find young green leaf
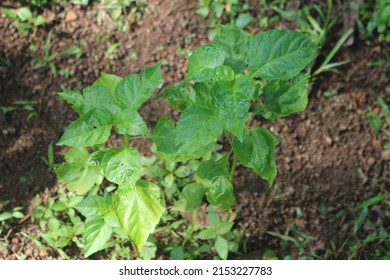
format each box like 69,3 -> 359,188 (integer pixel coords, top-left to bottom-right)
158,82 -> 191,111
152,116 -> 180,160
246,30 -> 317,80
56,148 -> 103,195
75,196 -> 112,218
211,75 -> 255,141
82,85 -> 121,115
92,72 -> 122,97
113,180 -> 165,250
175,106 -> 224,158
206,176 -> 235,210
196,228 -> 218,240
215,236 -> 229,260
57,108 -> 113,147
214,25 -> 248,73
58,90 -> 84,115
115,110 -> 150,135
114,64 -> 161,111
101,148 -> 142,186
233,127 -> 278,185
217,221 -> 234,235
262,73 -> 310,119
196,156 -> 230,185
172,183 -> 205,212
83,217 -> 113,257
187,44 -> 225,81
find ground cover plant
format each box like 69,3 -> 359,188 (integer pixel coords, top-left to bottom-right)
55,25 -> 317,256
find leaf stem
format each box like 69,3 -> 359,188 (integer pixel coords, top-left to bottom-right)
123,134 -> 129,147
230,154 -> 237,181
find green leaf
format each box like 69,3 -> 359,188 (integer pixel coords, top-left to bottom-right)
34,15 -> 46,26
246,30 -> 317,80
175,106 -> 223,158
367,110 -> 382,135
158,82 -> 190,111
189,65 -> 235,83
215,25 -> 248,72
115,110 -> 150,135
17,7 -> 32,21
56,148 -> 103,195
172,183 -> 205,212
58,90 -> 84,115
233,127 -> 278,185
196,228 -> 218,240
57,108 -> 113,147
83,217 -> 113,257
75,196 -> 112,218
263,73 -> 310,119
114,64 -> 161,111
92,72 -> 122,97
207,206 -> 221,226
152,116 -> 180,160
101,148 -> 142,186
196,156 -> 230,185
215,237 -> 229,259
206,176 -> 235,210
82,86 -> 121,115
217,221 -> 234,234
113,180 -> 165,250
235,13 -> 254,28
187,44 -> 225,81
211,75 -> 255,141
0,212 -> 13,222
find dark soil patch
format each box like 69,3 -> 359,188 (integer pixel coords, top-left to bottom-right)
1,0 -> 389,260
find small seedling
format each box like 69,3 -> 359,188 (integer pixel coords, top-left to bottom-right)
55,25 -> 317,257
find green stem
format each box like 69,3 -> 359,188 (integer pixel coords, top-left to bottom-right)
123,134 -> 129,147
230,154 -> 237,181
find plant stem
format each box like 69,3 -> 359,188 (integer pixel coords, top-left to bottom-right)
230,154 -> 237,181
123,134 -> 129,147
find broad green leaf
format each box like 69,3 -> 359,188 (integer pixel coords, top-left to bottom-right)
114,64 -> 161,110
189,65 -> 235,83
152,116 -> 179,160
58,90 -> 84,115
57,108 -> 113,147
235,13 -> 254,28
263,73 -> 310,119
211,75 -> 255,141
158,82 -> 190,111
187,44 -> 225,81
64,146 -> 90,167
176,106 -> 223,158
246,30 -> 317,80
101,148 -> 142,186
196,228 -> 218,240
82,85 -> 121,115
75,196 -> 112,217
215,25 -> 248,72
217,221 -> 234,234
206,176 -> 235,210
215,237 -> 229,259
17,7 -> 32,21
233,127 -> 278,185
196,156 -> 229,185
56,148 -> 103,195
172,183 -> 205,212
115,110 -> 150,135
113,180 -> 165,250
83,217 -> 113,257
92,72 -> 122,97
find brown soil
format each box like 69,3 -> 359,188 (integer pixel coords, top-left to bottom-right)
0,0 -> 389,260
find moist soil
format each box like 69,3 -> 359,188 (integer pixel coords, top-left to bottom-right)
0,0 -> 389,259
